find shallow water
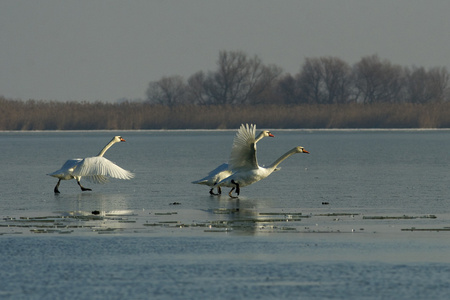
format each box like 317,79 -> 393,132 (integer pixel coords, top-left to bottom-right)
1,130 -> 450,299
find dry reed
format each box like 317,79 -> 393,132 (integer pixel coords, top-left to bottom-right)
1,97 -> 450,130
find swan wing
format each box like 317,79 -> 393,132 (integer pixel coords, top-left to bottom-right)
48,159 -> 83,178
192,163 -> 230,185
84,175 -> 110,184
72,157 -> 134,180
207,162 -> 229,176
229,124 -> 258,171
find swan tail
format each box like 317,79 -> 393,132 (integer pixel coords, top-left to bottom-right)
48,159 -> 83,178
193,163 -> 230,186
192,179 -> 209,185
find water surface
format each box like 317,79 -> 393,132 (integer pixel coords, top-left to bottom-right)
1,130 -> 450,299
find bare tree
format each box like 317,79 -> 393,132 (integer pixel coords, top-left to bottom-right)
203,50 -> 282,105
275,73 -> 299,104
404,66 -> 450,103
244,61 -> 283,104
425,67 -> 450,102
296,57 -> 353,104
353,55 -> 405,103
186,71 -> 208,104
202,51 -> 246,105
320,57 -> 353,104
146,75 -> 187,106
405,67 -> 431,104
296,58 -> 325,104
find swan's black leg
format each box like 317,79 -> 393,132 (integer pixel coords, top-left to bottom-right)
54,179 -> 61,194
77,180 -> 92,192
229,181 -> 240,198
209,186 -> 223,196
231,180 -> 240,196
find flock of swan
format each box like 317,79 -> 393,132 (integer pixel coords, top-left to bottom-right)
48,124 -> 309,197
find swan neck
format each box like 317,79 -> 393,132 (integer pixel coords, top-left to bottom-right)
268,148 -> 297,169
97,139 -> 116,157
254,132 -> 265,143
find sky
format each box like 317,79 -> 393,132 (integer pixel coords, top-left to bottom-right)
1,0 -> 450,103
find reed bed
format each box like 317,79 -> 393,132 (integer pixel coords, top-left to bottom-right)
1,97 -> 450,130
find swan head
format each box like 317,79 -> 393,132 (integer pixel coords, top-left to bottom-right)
295,146 -> 309,154
113,136 -> 126,143
262,130 -> 275,138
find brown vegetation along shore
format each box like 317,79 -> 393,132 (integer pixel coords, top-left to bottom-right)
1,97 -> 450,130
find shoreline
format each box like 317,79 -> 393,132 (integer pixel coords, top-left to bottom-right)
2,128 -> 450,133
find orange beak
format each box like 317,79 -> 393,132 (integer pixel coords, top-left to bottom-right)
303,149 -> 310,154
120,138 -> 126,142
269,133 -> 275,137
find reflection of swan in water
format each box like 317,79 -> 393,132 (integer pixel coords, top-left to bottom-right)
48,136 -> 134,193
56,193 -> 136,231
62,210 -> 136,217
206,198 -> 303,236
55,192 -> 132,214
217,146 -> 309,197
192,124 -> 274,195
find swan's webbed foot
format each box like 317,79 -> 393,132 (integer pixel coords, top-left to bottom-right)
77,180 -> 92,192
209,188 -> 219,196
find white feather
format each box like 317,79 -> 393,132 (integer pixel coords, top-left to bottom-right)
229,124 -> 258,171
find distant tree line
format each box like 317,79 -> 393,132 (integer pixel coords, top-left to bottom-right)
2,50 -> 450,130
146,50 -> 450,106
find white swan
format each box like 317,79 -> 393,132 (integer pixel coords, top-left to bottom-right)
48,136 -> 134,193
192,124 -> 274,195
216,146 -> 309,197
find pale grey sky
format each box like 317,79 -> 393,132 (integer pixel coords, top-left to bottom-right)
1,0 -> 450,102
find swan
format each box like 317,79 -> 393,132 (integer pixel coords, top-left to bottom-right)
216,146 -> 309,197
48,136 -> 134,193
192,124 -> 274,195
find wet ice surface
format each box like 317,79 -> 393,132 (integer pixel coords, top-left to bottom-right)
0,206 -> 449,237
2,130 -> 450,299
2,206 -> 450,299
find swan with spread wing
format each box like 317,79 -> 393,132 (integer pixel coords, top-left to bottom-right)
192,124 -> 274,195
48,136 -> 134,193
216,136 -> 309,197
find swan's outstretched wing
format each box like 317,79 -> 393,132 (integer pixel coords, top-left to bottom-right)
72,156 -> 134,182
229,124 -> 258,171
84,174 -> 110,184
